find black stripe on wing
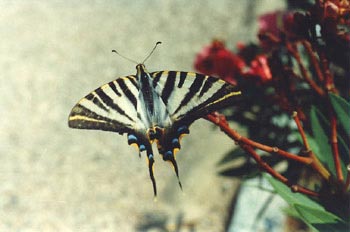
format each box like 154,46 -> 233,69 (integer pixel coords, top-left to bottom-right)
127,75 -> 139,90
108,82 -> 122,97
95,88 -> 135,122
161,71 -> 176,105
179,83 -> 240,123
85,92 -> 109,112
178,71 -> 187,88
173,73 -> 205,115
68,104 -> 133,134
116,78 -> 138,109
150,70 -> 240,124
199,76 -> 218,97
152,71 -> 162,88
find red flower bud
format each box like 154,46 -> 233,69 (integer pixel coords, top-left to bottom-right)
244,55 -> 272,83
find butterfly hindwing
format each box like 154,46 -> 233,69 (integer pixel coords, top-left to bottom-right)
68,75 -> 141,134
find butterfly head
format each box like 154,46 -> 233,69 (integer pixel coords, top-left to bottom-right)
136,63 -> 146,70
136,63 -> 148,76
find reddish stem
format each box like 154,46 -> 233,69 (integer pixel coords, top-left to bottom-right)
330,112 -> 343,181
205,113 -> 312,164
317,48 -> 344,181
320,52 -> 337,93
292,111 -> 331,181
293,111 -> 310,150
241,144 -> 289,184
286,43 -> 325,96
290,185 -> 319,197
301,40 -> 324,82
206,113 -> 320,197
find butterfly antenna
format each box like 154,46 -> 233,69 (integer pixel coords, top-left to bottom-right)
142,41 -> 162,64
111,49 -> 138,64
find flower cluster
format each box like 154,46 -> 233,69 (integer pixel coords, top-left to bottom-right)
194,40 -> 273,84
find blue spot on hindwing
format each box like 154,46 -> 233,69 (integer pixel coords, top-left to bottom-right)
164,150 -> 173,160
139,144 -> 146,151
177,125 -> 189,135
127,134 -> 138,144
172,138 -> 180,148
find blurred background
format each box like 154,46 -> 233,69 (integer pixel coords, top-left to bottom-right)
0,1 -> 284,231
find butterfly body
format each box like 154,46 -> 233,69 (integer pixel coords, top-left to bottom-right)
69,63 -> 240,196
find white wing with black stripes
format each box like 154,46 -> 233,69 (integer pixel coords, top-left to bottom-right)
68,76 -> 142,134
150,70 -> 239,124
68,63 -> 240,197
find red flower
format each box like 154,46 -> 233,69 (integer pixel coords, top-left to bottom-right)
244,55 -> 272,83
258,10 -> 310,43
194,40 -> 245,85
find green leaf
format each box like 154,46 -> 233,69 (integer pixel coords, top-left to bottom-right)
266,175 -> 349,231
329,93 -> 350,137
310,105 -> 348,178
266,174 -> 323,210
337,132 -> 350,177
310,106 -> 336,175
294,204 -> 347,232
329,93 -> 350,177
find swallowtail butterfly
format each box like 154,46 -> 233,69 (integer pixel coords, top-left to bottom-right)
68,42 -> 241,196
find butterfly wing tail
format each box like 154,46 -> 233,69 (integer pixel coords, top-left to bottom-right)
147,151 -> 157,197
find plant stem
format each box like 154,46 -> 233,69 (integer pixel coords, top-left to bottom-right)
292,111 -> 331,181
286,42 -> 325,96
330,110 -> 343,181
205,113 -> 312,164
205,113 -> 320,197
292,111 -> 310,150
290,185 -> 319,197
301,40 -> 324,82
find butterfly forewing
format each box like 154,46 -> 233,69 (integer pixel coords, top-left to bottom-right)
151,71 -> 238,123
68,75 -> 141,134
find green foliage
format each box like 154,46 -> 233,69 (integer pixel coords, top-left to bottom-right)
267,175 -> 349,232
310,104 -> 349,179
310,106 -> 336,175
329,93 -> 350,137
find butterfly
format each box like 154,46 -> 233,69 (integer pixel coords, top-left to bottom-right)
68,43 -> 241,196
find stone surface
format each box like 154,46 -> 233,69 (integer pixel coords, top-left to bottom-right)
0,1 -> 284,231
